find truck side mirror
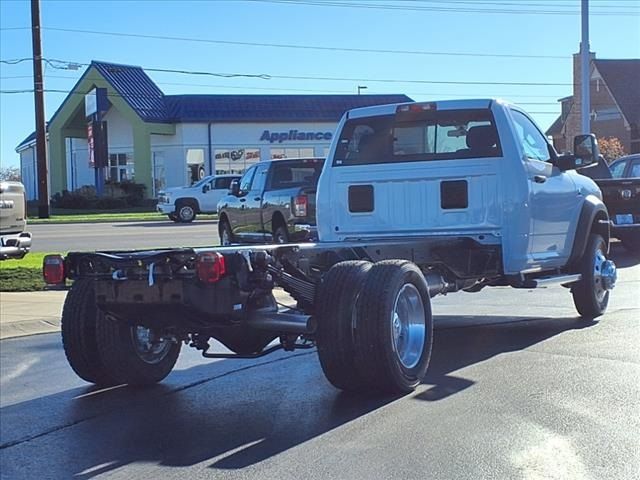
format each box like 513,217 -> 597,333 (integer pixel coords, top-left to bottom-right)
573,134 -> 599,166
229,179 -> 240,196
202,184 -> 210,193
556,134 -> 599,172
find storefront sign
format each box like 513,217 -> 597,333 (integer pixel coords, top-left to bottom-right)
85,88 -> 108,118
260,130 -> 332,143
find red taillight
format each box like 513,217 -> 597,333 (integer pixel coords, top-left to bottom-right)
43,254 -> 65,284
196,252 -> 226,283
293,195 -> 308,217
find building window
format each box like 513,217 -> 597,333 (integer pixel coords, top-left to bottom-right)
215,148 -> 260,174
108,153 -> 134,182
270,147 -> 315,159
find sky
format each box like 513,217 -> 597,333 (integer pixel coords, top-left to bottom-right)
1,0 -> 639,169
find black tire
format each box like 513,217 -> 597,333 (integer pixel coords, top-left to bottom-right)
354,260 -> 434,394
168,213 -> 179,222
316,261 -> 373,391
273,224 -> 289,244
61,280 -> 116,386
219,218 -> 234,246
176,201 -> 197,223
571,233 -> 611,318
95,316 -> 181,386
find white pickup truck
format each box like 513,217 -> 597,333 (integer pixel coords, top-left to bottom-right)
45,99 -> 617,394
0,181 -> 32,260
156,174 -> 241,222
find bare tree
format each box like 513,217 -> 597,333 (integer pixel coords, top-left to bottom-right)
0,166 -> 21,182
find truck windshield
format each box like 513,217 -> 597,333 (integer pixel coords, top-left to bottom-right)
334,108 -> 501,166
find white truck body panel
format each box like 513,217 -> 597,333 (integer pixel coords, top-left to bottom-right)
317,99 -> 600,275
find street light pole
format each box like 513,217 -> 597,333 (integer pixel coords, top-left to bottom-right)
580,0 -> 591,135
357,85 -> 367,95
30,0 -> 49,218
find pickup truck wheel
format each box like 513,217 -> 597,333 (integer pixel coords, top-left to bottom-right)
168,213 -> 179,222
354,260 -> 433,394
571,233 -> 616,319
273,225 -> 289,244
61,280 -> 116,386
95,318 -> 181,386
176,202 -> 197,223
219,219 -> 234,246
316,261 -> 372,391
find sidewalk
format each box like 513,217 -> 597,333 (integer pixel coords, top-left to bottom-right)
0,290 -> 67,340
0,289 -> 295,340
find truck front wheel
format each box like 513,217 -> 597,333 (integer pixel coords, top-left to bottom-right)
96,317 -> 181,386
176,201 -> 197,223
316,261 -> 372,391
354,260 -> 434,394
571,233 -> 616,318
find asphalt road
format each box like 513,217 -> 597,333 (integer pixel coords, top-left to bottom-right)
1,245 -> 638,479
28,219 -> 221,253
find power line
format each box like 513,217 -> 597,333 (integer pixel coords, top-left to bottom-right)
41,26 -> 569,60
245,0 -> 640,16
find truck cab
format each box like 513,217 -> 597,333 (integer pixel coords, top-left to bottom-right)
317,99 -> 604,275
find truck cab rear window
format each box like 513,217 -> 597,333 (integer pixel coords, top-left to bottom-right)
334,109 -> 501,166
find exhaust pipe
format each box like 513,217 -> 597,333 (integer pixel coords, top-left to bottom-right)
246,309 -> 316,335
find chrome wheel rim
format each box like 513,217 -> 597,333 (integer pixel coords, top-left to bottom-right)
179,206 -> 194,221
131,326 -> 172,364
275,230 -> 287,244
221,226 -> 231,245
593,248 -> 608,302
391,284 -> 426,369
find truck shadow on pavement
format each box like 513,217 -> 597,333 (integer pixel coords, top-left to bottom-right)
0,314 -> 598,478
608,241 -> 640,268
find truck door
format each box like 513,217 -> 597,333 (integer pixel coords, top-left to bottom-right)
199,178 -> 217,212
242,163 -> 269,242
509,109 -> 581,267
227,166 -> 257,242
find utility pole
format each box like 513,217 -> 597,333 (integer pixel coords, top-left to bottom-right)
580,0 -> 591,135
31,0 -> 49,218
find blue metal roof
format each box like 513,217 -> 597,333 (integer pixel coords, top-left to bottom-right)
16,60 -> 414,151
92,61 -> 168,123
164,94 -> 413,123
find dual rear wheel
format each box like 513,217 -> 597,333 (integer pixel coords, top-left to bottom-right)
316,260 -> 434,394
61,280 -> 181,387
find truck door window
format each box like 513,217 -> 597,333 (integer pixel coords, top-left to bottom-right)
214,177 -> 234,190
610,160 -> 628,178
511,110 -> 551,162
239,167 -> 256,194
250,163 -> 269,192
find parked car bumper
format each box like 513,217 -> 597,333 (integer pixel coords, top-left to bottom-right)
156,203 -> 175,215
292,224 -> 318,241
0,232 -> 32,260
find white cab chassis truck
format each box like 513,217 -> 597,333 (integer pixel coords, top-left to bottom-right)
46,99 -> 617,394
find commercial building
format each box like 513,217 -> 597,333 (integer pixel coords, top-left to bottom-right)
15,60 -> 411,200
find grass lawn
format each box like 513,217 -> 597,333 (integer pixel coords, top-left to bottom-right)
28,211 -> 218,224
0,252 -> 60,292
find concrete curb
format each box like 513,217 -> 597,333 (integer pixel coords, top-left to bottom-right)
0,289 -> 296,341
